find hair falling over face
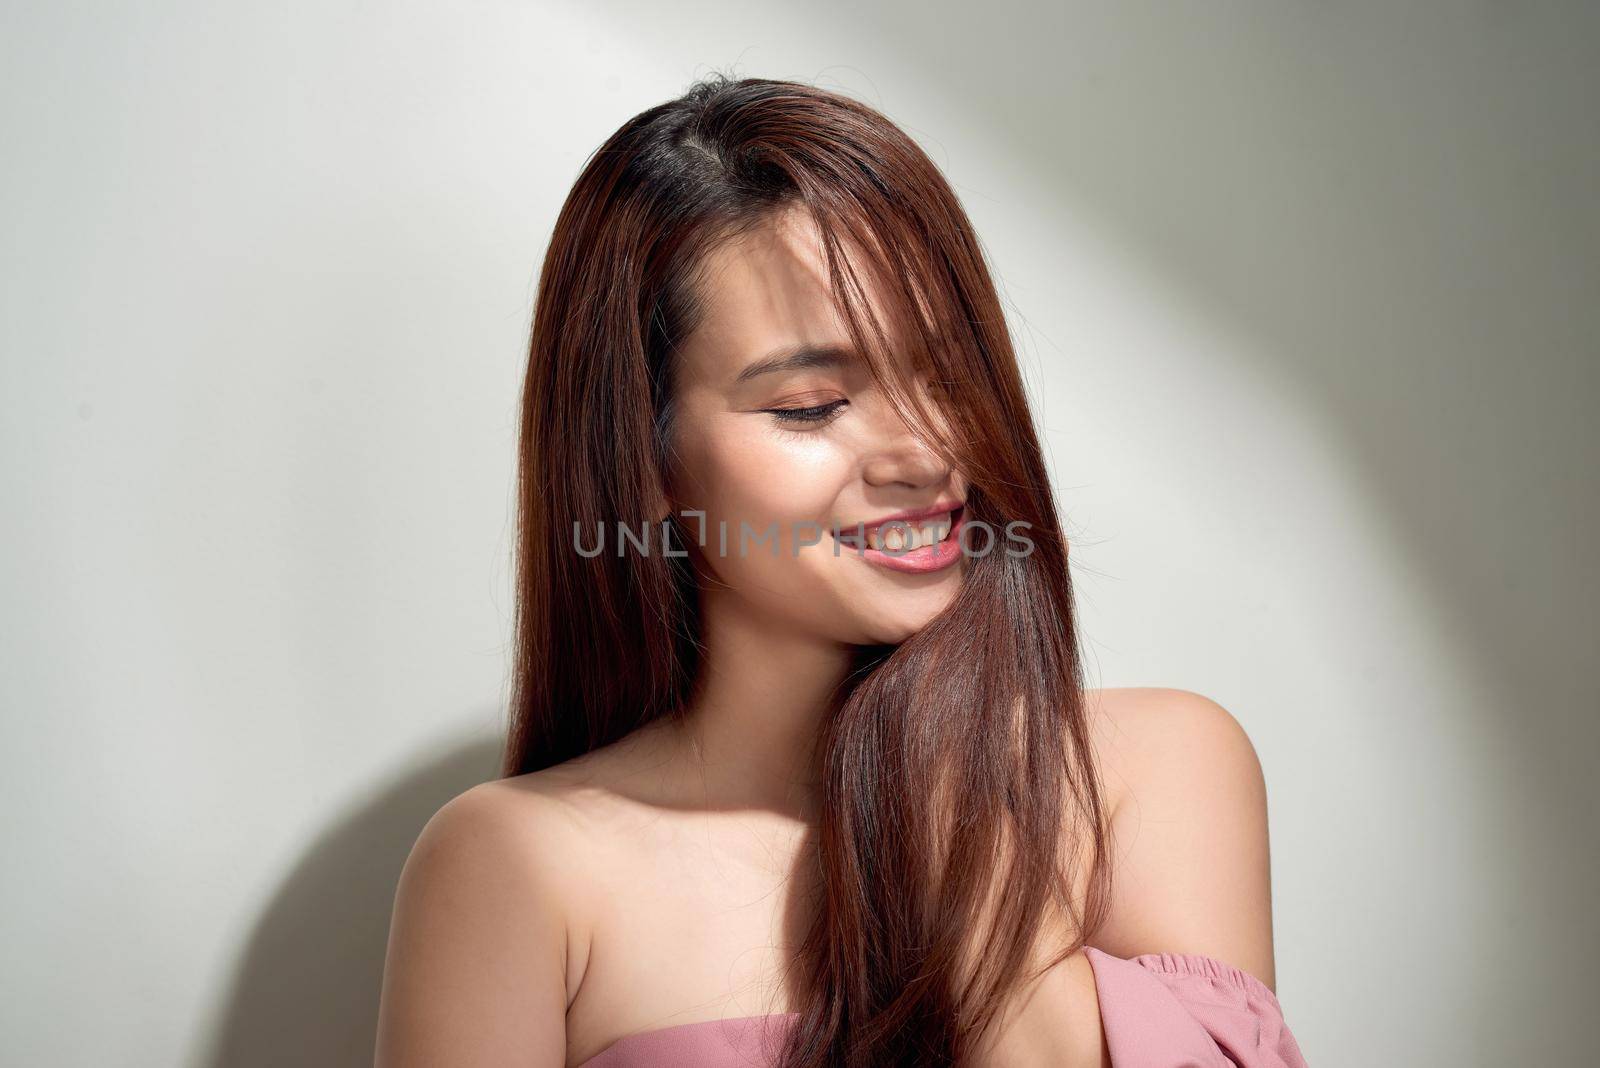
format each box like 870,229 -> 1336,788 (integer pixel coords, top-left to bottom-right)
504,72 -> 1112,1067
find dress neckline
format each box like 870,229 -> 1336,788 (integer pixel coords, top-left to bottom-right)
575,1010 -> 801,1067
572,949 -> 1287,1066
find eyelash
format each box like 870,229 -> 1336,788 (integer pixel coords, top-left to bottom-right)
763,399 -> 848,428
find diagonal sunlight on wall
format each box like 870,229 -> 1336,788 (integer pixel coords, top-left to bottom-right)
779,2 -> 1599,1065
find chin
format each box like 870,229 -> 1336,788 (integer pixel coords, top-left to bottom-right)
857,603 -> 949,646
859,622 -> 918,646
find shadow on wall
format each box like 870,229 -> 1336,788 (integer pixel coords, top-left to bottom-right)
199,737 -> 501,1068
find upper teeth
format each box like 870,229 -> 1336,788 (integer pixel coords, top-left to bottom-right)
869,512 -> 952,551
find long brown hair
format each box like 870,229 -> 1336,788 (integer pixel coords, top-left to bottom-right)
503,73 -> 1111,1067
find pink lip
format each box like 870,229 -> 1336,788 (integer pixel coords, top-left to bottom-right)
831,502 -> 967,575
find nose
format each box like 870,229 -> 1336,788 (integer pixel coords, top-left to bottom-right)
860,407 -> 952,491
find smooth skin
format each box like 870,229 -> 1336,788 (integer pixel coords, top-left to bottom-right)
374,207 -> 1275,1067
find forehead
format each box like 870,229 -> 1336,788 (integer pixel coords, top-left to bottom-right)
679,207 -> 896,384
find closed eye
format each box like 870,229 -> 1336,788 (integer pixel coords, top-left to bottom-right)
762,398 -> 848,427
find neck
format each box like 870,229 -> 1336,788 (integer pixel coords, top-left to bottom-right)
665,587 -> 853,824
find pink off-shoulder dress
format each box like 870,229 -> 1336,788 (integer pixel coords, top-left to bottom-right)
576,947 -> 1308,1068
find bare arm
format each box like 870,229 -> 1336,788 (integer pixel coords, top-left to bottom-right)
375,782 -> 571,1067
1088,688 -> 1277,990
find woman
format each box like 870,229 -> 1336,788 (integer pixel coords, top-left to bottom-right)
375,74 -> 1308,1067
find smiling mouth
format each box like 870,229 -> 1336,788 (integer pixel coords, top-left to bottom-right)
831,503 -> 966,553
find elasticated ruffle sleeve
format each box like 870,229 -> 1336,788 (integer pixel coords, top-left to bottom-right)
1085,947 -> 1310,1067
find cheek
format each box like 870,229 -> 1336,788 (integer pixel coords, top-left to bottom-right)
669,418 -> 965,645
681,419 -> 850,530
669,420 -> 859,610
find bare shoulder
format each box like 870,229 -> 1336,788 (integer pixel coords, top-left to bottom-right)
375,771 -> 602,1067
1083,687 -> 1276,990
1087,687 -> 1265,804
408,770 -> 598,893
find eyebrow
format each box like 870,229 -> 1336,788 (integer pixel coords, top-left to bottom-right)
734,343 -> 856,384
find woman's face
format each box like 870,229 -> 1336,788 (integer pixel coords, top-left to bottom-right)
663,206 -> 968,646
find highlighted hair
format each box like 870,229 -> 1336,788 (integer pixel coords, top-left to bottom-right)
504,74 -> 1110,1066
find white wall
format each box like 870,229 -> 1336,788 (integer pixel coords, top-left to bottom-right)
2,2 -> 1594,1064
